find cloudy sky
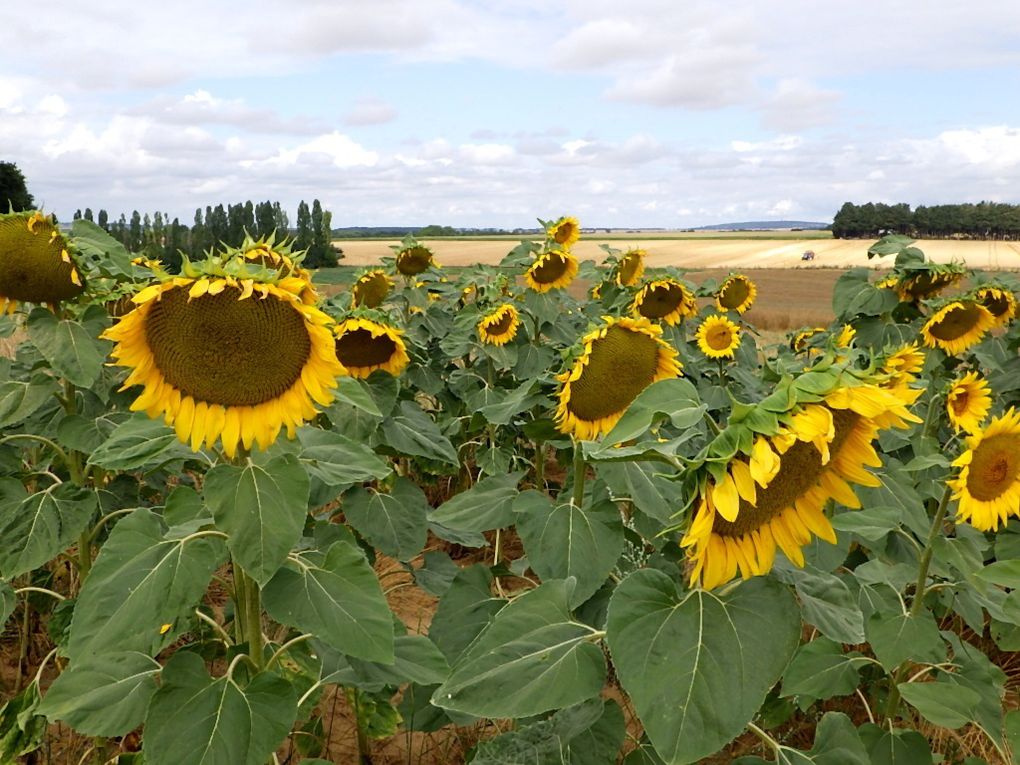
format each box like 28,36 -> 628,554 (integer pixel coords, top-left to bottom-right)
3,0 -> 1020,228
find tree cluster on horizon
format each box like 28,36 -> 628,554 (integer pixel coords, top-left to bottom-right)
833,200 -> 1020,240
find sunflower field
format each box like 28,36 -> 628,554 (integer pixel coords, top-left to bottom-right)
1,211 -> 1019,765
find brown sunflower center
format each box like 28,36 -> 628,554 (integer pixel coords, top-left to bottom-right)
706,323 -> 733,351
979,291 -> 1010,318
929,303 -> 984,341
0,217 -> 85,303
566,324 -> 660,422
335,328 -> 398,369
484,309 -> 515,336
965,434 -> 1020,501
949,389 -> 970,417
719,278 -> 751,310
714,409 -> 859,537
619,254 -> 642,285
905,272 -> 957,300
530,252 -> 570,284
637,283 -> 684,318
553,223 -> 575,244
353,274 -> 390,308
397,247 -> 432,276
144,285 -> 311,407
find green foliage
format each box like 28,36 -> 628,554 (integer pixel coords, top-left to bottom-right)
0,161 -> 33,212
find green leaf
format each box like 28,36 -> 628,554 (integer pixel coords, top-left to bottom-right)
298,428 -> 391,487
778,565 -> 864,643
204,454 -> 309,586
976,560 -> 1020,589
71,219 -> 133,277
897,681 -> 981,729
343,478 -> 428,561
515,491 -> 624,607
429,472 -> 523,532
378,401 -> 458,465
735,713 -> 868,765
37,651 -> 160,736
830,506 -> 901,543
428,564 -> 506,663
144,651 -> 296,765
333,377 -> 384,417
781,638 -> 865,700
600,378 -> 705,446
432,579 -> 607,718
857,725 -> 933,765
67,509 -> 225,660
26,308 -> 107,388
1004,710 -> 1020,765
477,380 -> 547,426
0,579 -> 14,628
346,635 -> 451,687
88,413 -> 194,471
606,571 -> 800,765
0,482 -> 98,578
163,485 -> 207,527
0,684 -> 46,762
413,550 -> 459,597
263,540 -> 394,663
596,460 -> 686,524
866,611 -> 946,671
0,374 -> 58,428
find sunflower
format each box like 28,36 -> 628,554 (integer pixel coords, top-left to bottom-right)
351,269 -> 394,309
950,408 -> 1020,531
236,238 -> 317,303
555,316 -> 681,440
974,286 -> 1016,327
715,274 -> 757,314
631,278 -> 697,325
791,327 -> 826,353
396,245 -> 435,276
835,324 -> 856,348
881,343 -> 926,389
894,270 -> 964,302
477,304 -> 520,346
946,372 -> 991,434
696,315 -> 741,359
546,216 -> 580,249
616,249 -> 646,287
0,211 -> 85,311
524,249 -> 578,293
683,383 -> 921,589
333,317 -> 409,378
921,301 -> 995,355
103,274 -> 343,457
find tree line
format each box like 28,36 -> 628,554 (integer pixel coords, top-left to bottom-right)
832,201 -> 1020,239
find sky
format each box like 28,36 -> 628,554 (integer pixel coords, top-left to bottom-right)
3,0 -> 1020,229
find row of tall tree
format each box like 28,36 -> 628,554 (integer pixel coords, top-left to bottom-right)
832,201 -> 1020,239
71,200 -> 340,270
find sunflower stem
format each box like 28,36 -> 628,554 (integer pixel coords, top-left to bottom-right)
571,439 -> 587,508
533,440 -> 545,492
245,570 -> 265,670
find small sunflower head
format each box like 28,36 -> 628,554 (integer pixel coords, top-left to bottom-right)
396,245 -> 435,276
950,408 -> 1020,531
616,249 -> 646,287
696,315 -> 741,359
715,274 -> 757,314
545,216 -> 580,249
974,286 -> 1016,327
921,301 -> 995,355
946,372 -> 992,434
880,343 -> 926,389
791,327 -> 826,353
0,210 -> 86,311
333,317 -> 409,378
351,269 -> 394,309
631,278 -> 697,325
524,249 -> 578,293
477,304 -> 521,346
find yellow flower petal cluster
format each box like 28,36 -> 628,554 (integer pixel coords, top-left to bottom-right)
616,249 -> 646,287
974,286 -> 1016,327
546,216 -> 580,249
951,408 -> 1020,531
921,301 -> 995,355
715,274 -> 757,314
946,372 -> 991,434
477,304 -> 521,346
696,315 -> 741,359
524,249 -> 578,293
791,327 -> 826,353
333,317 -> 409,378
0,211 -> 85,311
631,279 -> 697,325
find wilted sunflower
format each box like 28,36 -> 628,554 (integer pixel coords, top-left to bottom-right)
524,249 -> 578,293
351,269 -> 394,309
477,304 -> 520,346
791,327 -> 826,353
946,372 -> 992,434
974,286 -> 1017,327
921,301 -> 995,355
696,315 -> 740,359
950,407 -> 1020,531
396,245 -> 435,276
555,316 -> 681,440
683,382 -> 921,589
615,249 -> 646,287
104,274 -> 343,456
715,274 -> 757,314
631,278 -> 697,325
546,216 -> 580,248
333,317 -> 409,378
0,211 -> 85,311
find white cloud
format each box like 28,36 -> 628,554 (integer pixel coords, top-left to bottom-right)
251,132 -> 380,169
132,90 -> 321,135
343,97 -> 398,126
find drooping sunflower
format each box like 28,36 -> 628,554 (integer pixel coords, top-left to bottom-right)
524,249 -> 578,293
950,407 -> 1020,531
546,216 -> 580,249
631,278 -> 697,325
0,211 -> 86,311
696,315 -> 741,359
396,244 -> 435,276
791,327 -> 826,353
615,249 -> 646,287
921,301 -> 995,355
682,382 -> 921,589
974,286 -> 1017,327
477,304 -> 520,346
351,269 -> 394,309
104,272 -> 343,457
893,269 -> 964,303
555,316 -> 681,440
235,236 -> 317,303
333,317 -> 409,378
946,372 -> 992,434
715,274 -> 757,314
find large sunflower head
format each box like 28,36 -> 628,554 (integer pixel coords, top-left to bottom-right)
524,248 -> 578,293
950,408 -> 1020,531
555,316 -> 682,440
396,244 -> 435,276
103,270 -> 343,457
631,278 -> 697,325
974,286 -> 1017,327
615,249 -> 646,287
477,304 -> 521,346
682,380 -> 921,589
894,268 -> 964,303
715,274 -> 757,314
333,317 -> 409,379
696,314 -> 741,359
0,210 -> 86,311
545,216 -> 580,249
946,372 -> 992,434
351,269 -> 394,309
921,301 -> 995,355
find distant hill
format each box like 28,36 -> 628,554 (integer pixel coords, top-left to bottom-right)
691,220 -> 830,231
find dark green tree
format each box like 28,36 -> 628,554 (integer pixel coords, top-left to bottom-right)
255,201 -> 276,239
73,209 -> 83,221
84,208 -> 94,222
97,209 -> 109,230
129,211 -> 143,251
0,162 -> 34,211
295,200 -> 312,253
